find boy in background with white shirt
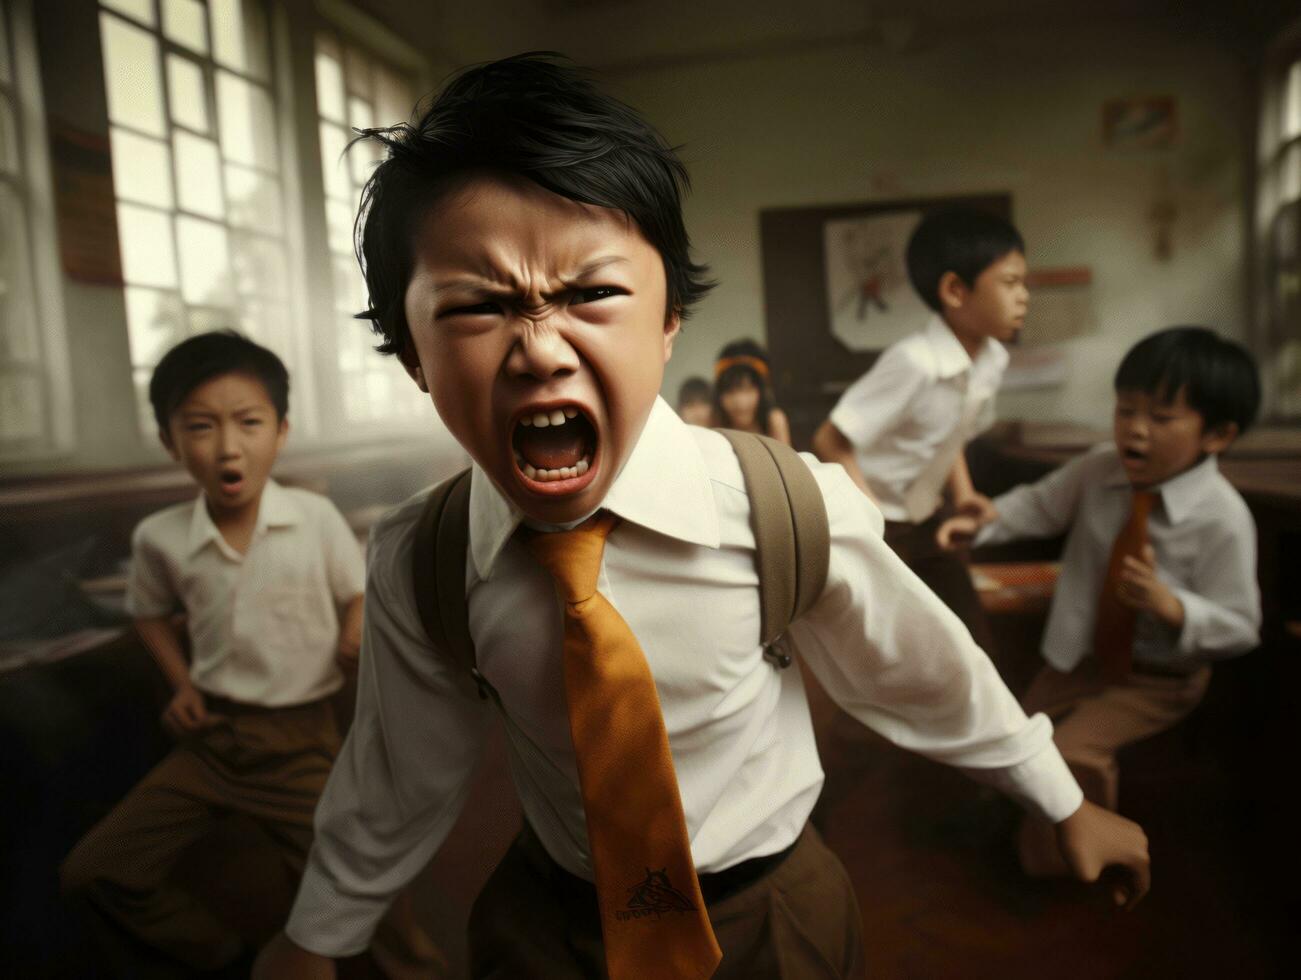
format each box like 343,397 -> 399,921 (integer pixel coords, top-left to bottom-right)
938,326 -> 1261,875
813,208 -> 1027,655
255,55 -> 1150,980
60,332 -> 436,977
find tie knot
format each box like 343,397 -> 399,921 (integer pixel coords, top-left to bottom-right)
525,512 -> 617,603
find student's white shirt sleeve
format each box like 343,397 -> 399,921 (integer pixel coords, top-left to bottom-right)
286,516 -> 492,957
789,462 -> 1083,823
1171,508 -> 1260,660
828,343 -> 927,450
975,448 -> 1097,547
320,498 -> 366,602
124,521 -> 178,618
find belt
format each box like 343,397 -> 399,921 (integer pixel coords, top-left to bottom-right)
522,825 -> 799,907
199,691 -> 331,715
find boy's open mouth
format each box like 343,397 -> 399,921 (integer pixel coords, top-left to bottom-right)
218,469 -> 245,495
1120,447 -> 1147,468
511,405 -> 598,492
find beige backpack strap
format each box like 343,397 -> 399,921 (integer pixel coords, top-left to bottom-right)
411,468 -> 494,699
718,430 -> 830,665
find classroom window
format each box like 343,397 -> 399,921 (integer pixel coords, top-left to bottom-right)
98,0 -> 299,433
312,26 -> 426,426
1258,49 -> 1301,419
0,0 -> 67,454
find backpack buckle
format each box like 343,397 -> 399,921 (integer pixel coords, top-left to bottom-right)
763,634 -> 793,670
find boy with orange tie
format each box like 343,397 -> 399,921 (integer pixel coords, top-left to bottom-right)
256,55 -> 1151,980
938,326 -> 1261,873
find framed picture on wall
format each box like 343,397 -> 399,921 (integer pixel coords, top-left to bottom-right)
758,193 -> 1011,447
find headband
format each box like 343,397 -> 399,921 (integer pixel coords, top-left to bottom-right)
714,354 -> 770,381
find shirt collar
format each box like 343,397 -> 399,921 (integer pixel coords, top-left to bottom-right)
924,315 -> 1004,379
1101,448 -> 1220,523
185,478 -> 297,556
469,396 -> 720,579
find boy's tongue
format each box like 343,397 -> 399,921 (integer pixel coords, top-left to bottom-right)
515,423 -> 586,471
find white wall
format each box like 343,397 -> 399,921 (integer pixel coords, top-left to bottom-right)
606,24 -> 1250,428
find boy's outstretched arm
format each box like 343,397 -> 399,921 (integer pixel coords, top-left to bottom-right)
945,453 -> 996,524
812,420 -> 879,503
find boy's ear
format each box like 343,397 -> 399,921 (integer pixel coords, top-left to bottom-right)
158,426 -> 181,462
276,415 -> 290,450
937,270 -> 968,310
398,343 -> 429,393
662,309 -> 682,362
1200,420 -> 1239,455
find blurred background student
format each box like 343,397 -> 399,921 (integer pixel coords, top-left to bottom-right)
677,376 -> 714,426
713,340 -> 791,445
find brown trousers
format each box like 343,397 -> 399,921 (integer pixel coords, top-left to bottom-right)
467,823 -> 865,979
1021,660 -> 1212,811
884,513 -> 996,657
60,698 -> 439,977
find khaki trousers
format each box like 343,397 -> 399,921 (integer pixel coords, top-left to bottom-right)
60,698 -> 439,977
1022,660 -> 1212,811
468,823 -> 865,979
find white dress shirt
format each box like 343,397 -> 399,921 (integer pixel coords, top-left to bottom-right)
975,445 -> 1261,673
125,480 -> 366,706
829,315 -> 1009,522
287,397 -> 1081,957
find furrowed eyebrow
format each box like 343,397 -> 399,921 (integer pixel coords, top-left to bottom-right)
434,255 -> 633,303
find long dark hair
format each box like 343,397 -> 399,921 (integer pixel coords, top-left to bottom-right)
713,339 -> 776,433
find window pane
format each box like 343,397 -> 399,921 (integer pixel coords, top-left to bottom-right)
100,13 -> 166,137
162,0 -> 209,55
216,70 -> 278,170
0,183 -> 39,362
211,0 -> 270,80
319,121 -> 350,201
174,130 -> 225,218
348,128 -> 383,186
225,162 -> 281,231
110,127 -> 174,208
348,95 -> 373,132
332,254 -> 364,313
1285,60 -> 1301,142
167,54 -> 209,132
189,305 -> 237,334
345,46 -> 371,98
374,66 -> 413,128
231,232 -> 286,298
123,286 -> 186,367
0,93 -> 18,176
241,298 -> 289,351
0,371 -> 44,441
314,34 -> 345,123
117,203 -> 177,288
0,3 -> 12,85
325,196 -> 353,255
176,215 -> 232,304
101,0 -> 155,26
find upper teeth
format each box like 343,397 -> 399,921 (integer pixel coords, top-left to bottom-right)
519,407 -> 580,428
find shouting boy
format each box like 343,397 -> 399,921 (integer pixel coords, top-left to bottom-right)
257,55 -> 1149,980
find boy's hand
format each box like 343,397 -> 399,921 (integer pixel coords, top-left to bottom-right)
335,643 -> 360,672
252,931 -> 335,980
936,514 -> 981,551
1055,800 -> 1151,909
954,492 -> 998,526
1118,545 -> 1184,628
162,684 -> 211,736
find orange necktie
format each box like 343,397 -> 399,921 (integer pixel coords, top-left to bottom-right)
526,514 -> 722,980
1093,490 -> 1158,682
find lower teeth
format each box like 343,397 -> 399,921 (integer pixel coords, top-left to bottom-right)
518,456 -> 591,482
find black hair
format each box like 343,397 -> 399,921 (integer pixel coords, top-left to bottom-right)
1114,326 -> 1260,434
713,339 -> 776,433
351,52 -> 714,358
149,330 -> 289,434
905,208 -> 1025,312
677,376 -> 711,407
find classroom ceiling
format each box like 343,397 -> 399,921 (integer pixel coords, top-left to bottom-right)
356,0 -> 1296,70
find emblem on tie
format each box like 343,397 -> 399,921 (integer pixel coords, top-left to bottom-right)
616,868 -> 697,921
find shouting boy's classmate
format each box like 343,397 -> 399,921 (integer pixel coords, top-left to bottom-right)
256,55 -> 1149,980
813,208 -> 1027,653
938,326 -> 1261,873
60,332 -> 436,977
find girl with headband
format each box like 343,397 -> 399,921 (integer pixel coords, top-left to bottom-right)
712,339 -> 792,445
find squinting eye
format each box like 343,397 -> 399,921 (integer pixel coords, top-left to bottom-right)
444,302 -> 501,317
572,286 -> 625,305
